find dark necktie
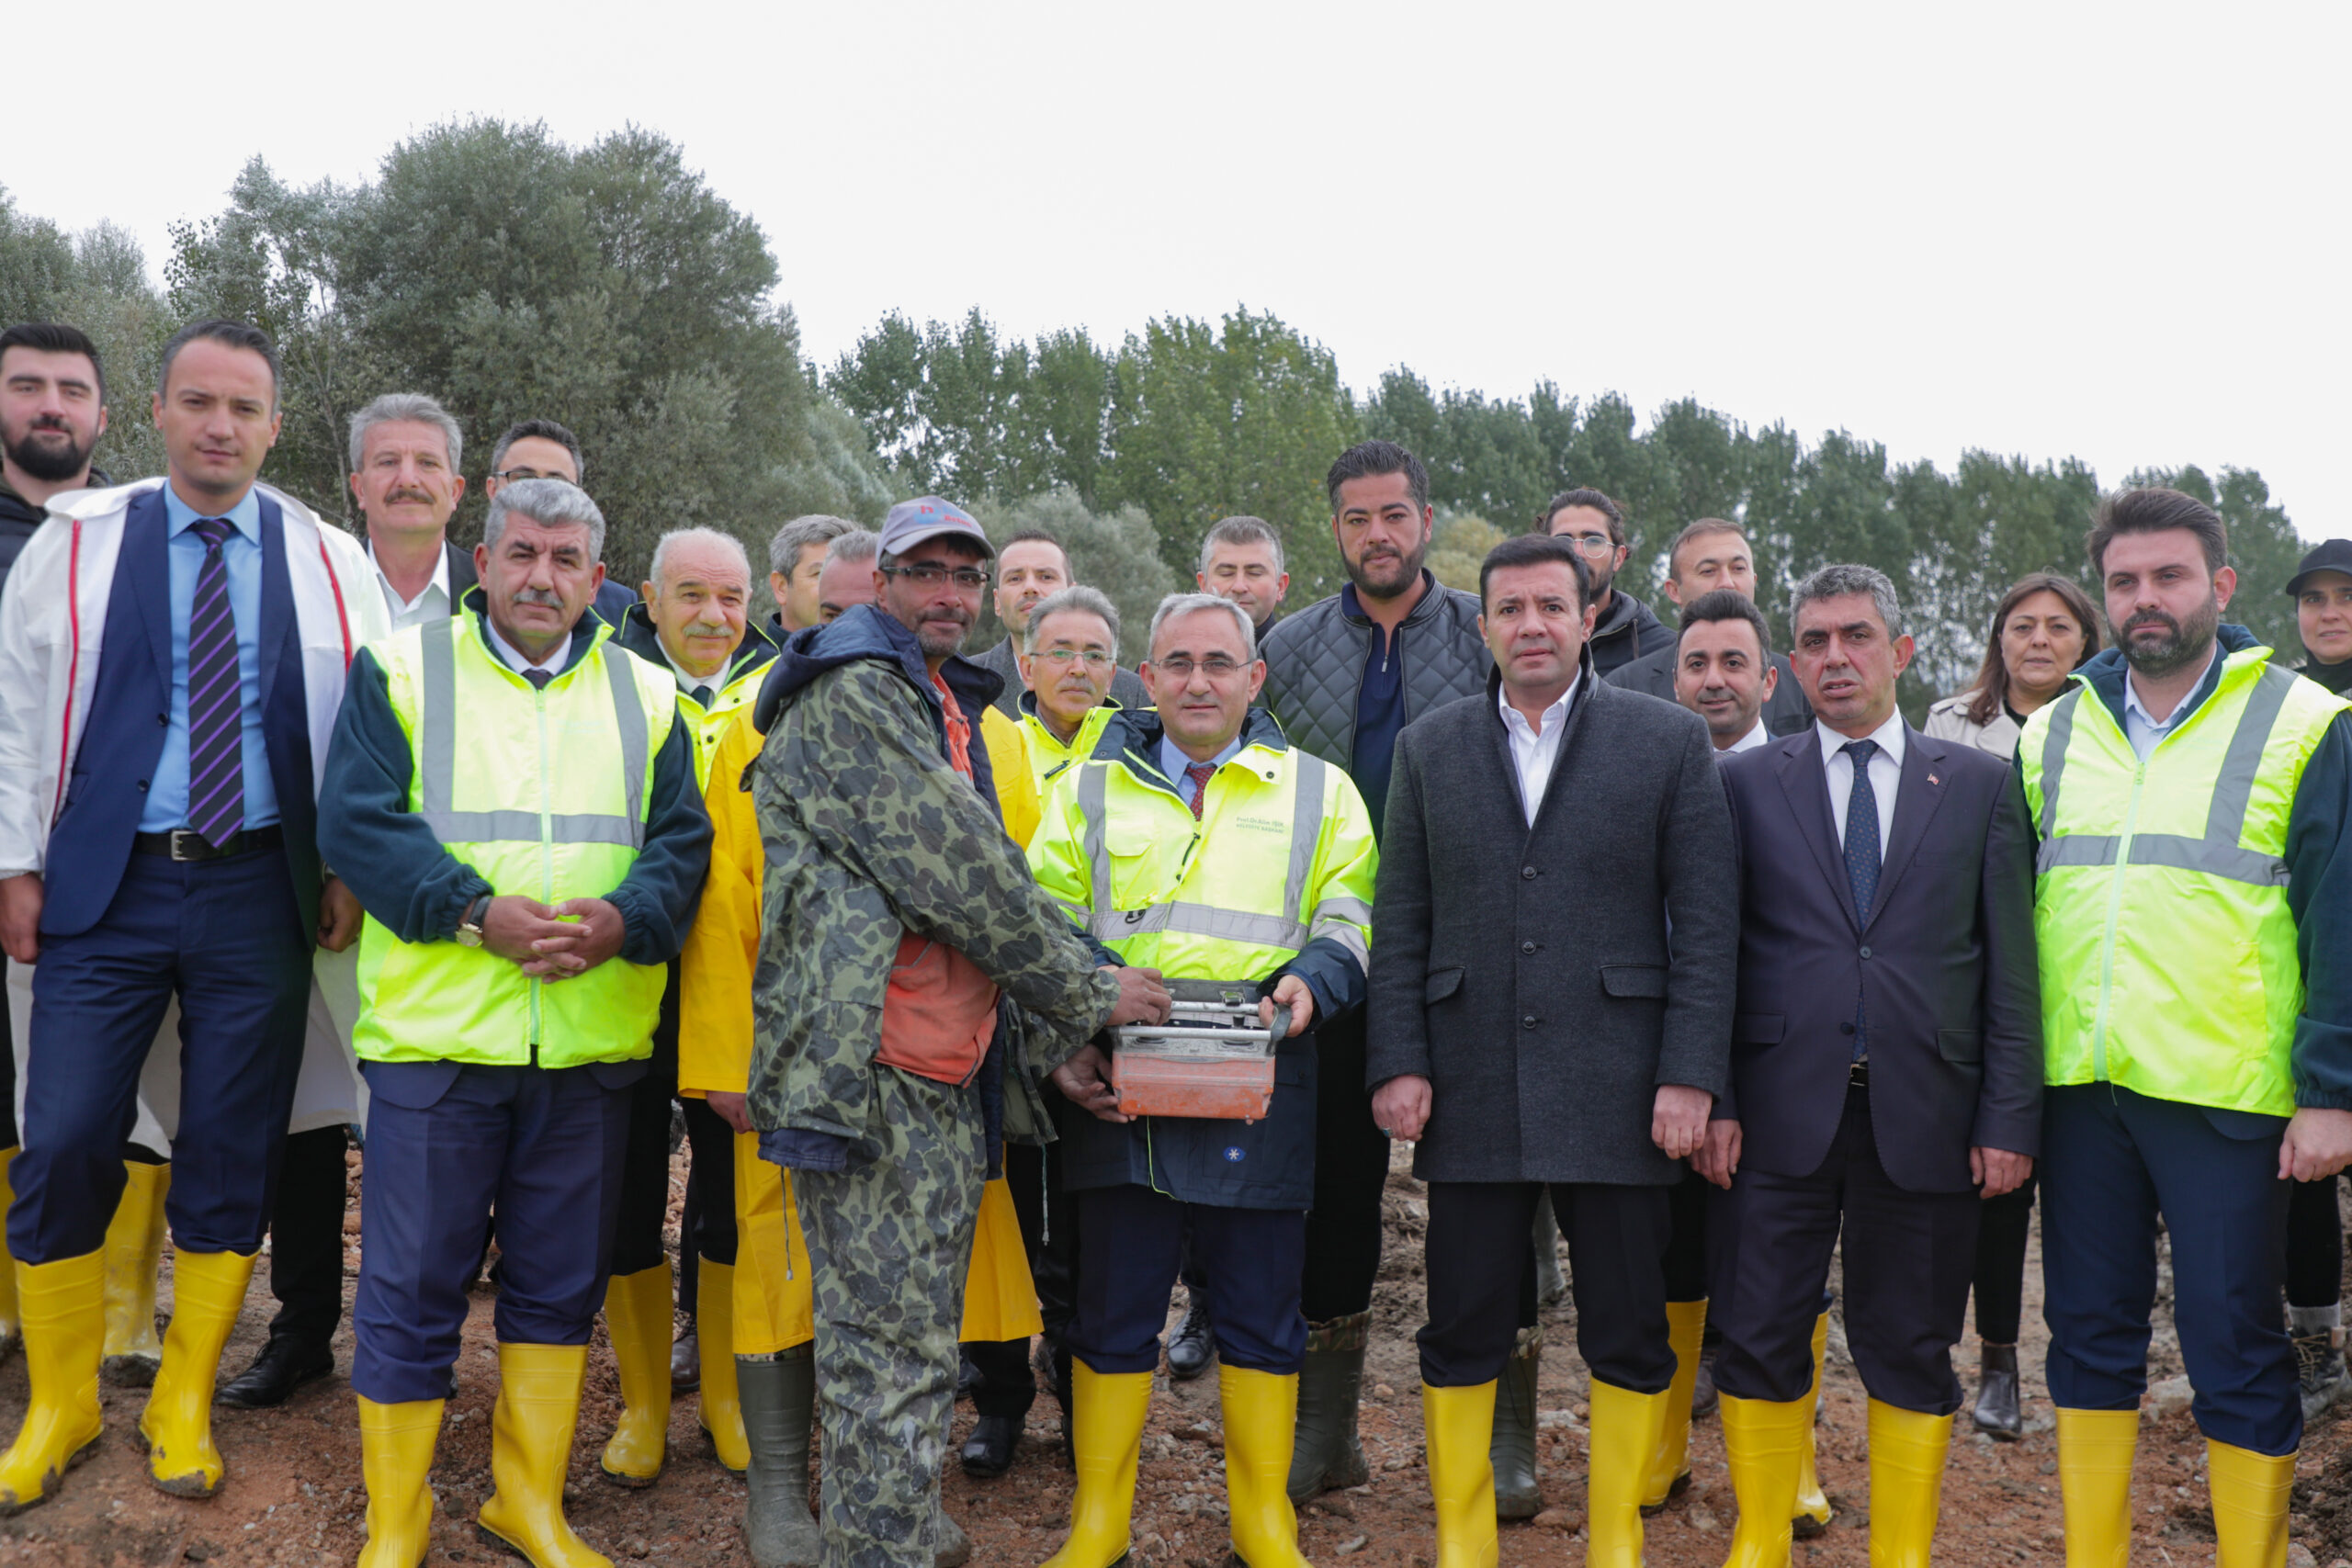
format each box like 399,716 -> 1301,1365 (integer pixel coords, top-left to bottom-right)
523,669 -> 552,691
1185,762 -> 1216,819
184,519 -> 244,850
1841,738 -> 1881,1059
691,683 -> 714,710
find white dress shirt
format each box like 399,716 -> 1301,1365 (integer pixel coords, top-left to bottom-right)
1498,674 -> 1581,827
2122,647 -> 2219,762
484,620 -> 571,678
1816,710 -> 1905,857
368,540 -> 452,632
1725,717 -> 1770,754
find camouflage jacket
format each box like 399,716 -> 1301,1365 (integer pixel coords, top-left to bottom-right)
745,604 -> 1120,1167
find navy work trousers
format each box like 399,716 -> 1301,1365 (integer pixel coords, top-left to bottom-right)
2041,1083 -> 2299,1455
1069,1183 -> 1306,1376
351,1057 -> 639,1404
11,847 -> 309,1263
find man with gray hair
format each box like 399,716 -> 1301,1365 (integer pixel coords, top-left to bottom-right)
1699,561 -> 2041,1568
320,474 -> 711,1568
815,528 -> 880,625
769,514 -> 855,637
348,391 -> 475,630
1197,515 -> 1292,639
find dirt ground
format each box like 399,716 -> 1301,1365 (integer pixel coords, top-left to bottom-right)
2,1143 -> 2348,1567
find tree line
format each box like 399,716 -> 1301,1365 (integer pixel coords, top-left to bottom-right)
0,117 -> 2309,702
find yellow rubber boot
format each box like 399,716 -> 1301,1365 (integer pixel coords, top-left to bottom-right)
1643,1297 -> 1707,1509
1219,1364 -> 1309,1568
1040,1363 -> 1153,1568
2054,1407 -> 2137,1568
356,1395 -> 445,1568
101,1160 -> 170,1385
479,1342 -> 611,1567
1423,1381 -> 1499,1568
139,1247 -> 255,1497
597,1263 -> 672,1486
695,1258 -> 748,1472
1589,1380 -> 1670,1568
1794,1308 -> 1835,1535
1721,1393 -> 1812,1568
1866,1399 -> 1952,1568
2206,1438 -> 2294,1568
0,1148 -> 21,1361
0,1249 -> 106,1513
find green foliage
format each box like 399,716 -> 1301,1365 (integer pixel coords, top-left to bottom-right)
1428,515 -> 1505,594
162,122 -> 892,585
0,187 -> 170,483
968,489 -> 1176,665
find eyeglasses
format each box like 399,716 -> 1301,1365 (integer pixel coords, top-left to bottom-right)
880,563 -> 989,591
1035,648 -> 1114,668
1153,656 -> 1246,679
490,467 -> 572,483
1557,532 -> 1616,558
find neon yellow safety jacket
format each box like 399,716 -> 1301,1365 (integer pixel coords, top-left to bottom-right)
351,614 -> 679,1068
2020,641 -> 2350,1115
1017,694 -> 1121,798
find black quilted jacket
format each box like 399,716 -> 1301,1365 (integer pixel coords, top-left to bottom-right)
1259,570 -> 1493,783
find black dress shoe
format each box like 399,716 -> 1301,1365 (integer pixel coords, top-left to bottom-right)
215,1334 -> 335,1408
1166,1294 -> 1216,1382
959,1413 -> 1023,1477
1972,1342 -> 2024,1439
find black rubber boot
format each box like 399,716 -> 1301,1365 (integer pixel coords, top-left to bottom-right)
1286,1310 -> 1371,1505
737,1349 -> 820,1567
1490,1325 -> 1542,1518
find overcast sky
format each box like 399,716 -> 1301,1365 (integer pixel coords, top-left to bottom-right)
19,1 -> 2346,537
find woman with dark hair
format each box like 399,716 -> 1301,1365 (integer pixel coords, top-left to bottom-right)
1924,571 -> 2101,1440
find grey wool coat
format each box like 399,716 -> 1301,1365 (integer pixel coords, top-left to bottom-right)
1364,667 -> 1739,1185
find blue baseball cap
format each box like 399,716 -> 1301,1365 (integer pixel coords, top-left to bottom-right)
877,496 -> 993,559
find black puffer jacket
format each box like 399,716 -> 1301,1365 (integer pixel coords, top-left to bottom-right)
1259,570 -> 1491,779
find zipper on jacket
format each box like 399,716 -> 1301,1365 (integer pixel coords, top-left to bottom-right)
529,681 -> 553,1063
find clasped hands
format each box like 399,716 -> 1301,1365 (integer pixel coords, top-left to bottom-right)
473,893 -> 627,979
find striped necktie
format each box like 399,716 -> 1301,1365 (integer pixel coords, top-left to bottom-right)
185,519 -> 245,851
1185,761 -> 1216,818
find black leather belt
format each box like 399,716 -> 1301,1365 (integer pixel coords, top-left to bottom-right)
131,825 -> 285,862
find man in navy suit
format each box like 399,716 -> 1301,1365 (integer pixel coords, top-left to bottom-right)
0,320 -> 371,1509
1698,563 -> 2041,1568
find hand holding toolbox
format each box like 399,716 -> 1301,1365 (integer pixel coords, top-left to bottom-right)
1108,978 -> 1292,1122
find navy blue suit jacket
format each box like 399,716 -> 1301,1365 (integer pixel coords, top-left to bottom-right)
44,489 -> 321,938
1718,725 -> 2042,1192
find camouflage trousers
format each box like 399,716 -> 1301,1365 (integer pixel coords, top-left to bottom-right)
793,1068 -> 984,1568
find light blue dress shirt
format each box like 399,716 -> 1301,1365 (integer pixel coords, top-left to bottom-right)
2122,648 -> 2219,762
140,486 -> 279,832
1159,733 -> 1245,811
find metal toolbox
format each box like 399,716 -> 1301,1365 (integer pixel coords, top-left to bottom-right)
1109,978 -> 1292,1122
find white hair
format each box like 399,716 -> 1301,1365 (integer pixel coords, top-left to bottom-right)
1147,592 -> 1257,664
348,391 -> 462,474
482,478 -> 605,559
650,526 -> 752,592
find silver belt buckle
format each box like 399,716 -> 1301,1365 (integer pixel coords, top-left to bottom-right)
168,829 -> 206,862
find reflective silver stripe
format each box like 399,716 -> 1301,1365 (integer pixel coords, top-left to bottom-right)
421,809 -> 640,847
420,619 -> 458,818
2038,830 -> 2288,886
1283,753 -> 1328,926
2205,664 -> 2298,848
2036,686 -> 2083,841
1310,920 -> 1370,970
1049,896 -> 1093,928
1312,895 -> 1373,928
1086,901 -> 1309,951
1078,764 -> 1112,915
602,649 -> 650,851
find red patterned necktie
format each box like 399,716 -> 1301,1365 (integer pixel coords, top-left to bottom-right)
1185,761 -> 1215,819
184,519 -> 244,850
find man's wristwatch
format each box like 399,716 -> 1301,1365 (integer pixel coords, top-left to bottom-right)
456,895 -> 489,948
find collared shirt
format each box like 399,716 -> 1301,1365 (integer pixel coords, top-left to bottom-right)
1725,717 -> 1770,754
2123,647 -> 2221,761
141,485 -> 279,833
1497,674 -> 1581,827
1159,734 -> 1244,813
1816,710 -> 1905,858
484,619 -> 572,679
368,538 -> 452,631
658,642 -> 725,708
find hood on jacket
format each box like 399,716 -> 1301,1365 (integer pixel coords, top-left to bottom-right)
1087,703 -> 1290,795
752,603 -> 1004,737
1589,585 -> 1667,647
614,598 -> 781,690
2070,622 -> 2264,731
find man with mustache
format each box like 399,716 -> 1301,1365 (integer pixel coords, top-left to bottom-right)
2024,488 -> 2352,1565
1258,441 -> 1495,1506
321,477 -> 711,1567
744,496 -> 1170,1566
598,527 -> 782,1485
971,528 -> 1147,721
